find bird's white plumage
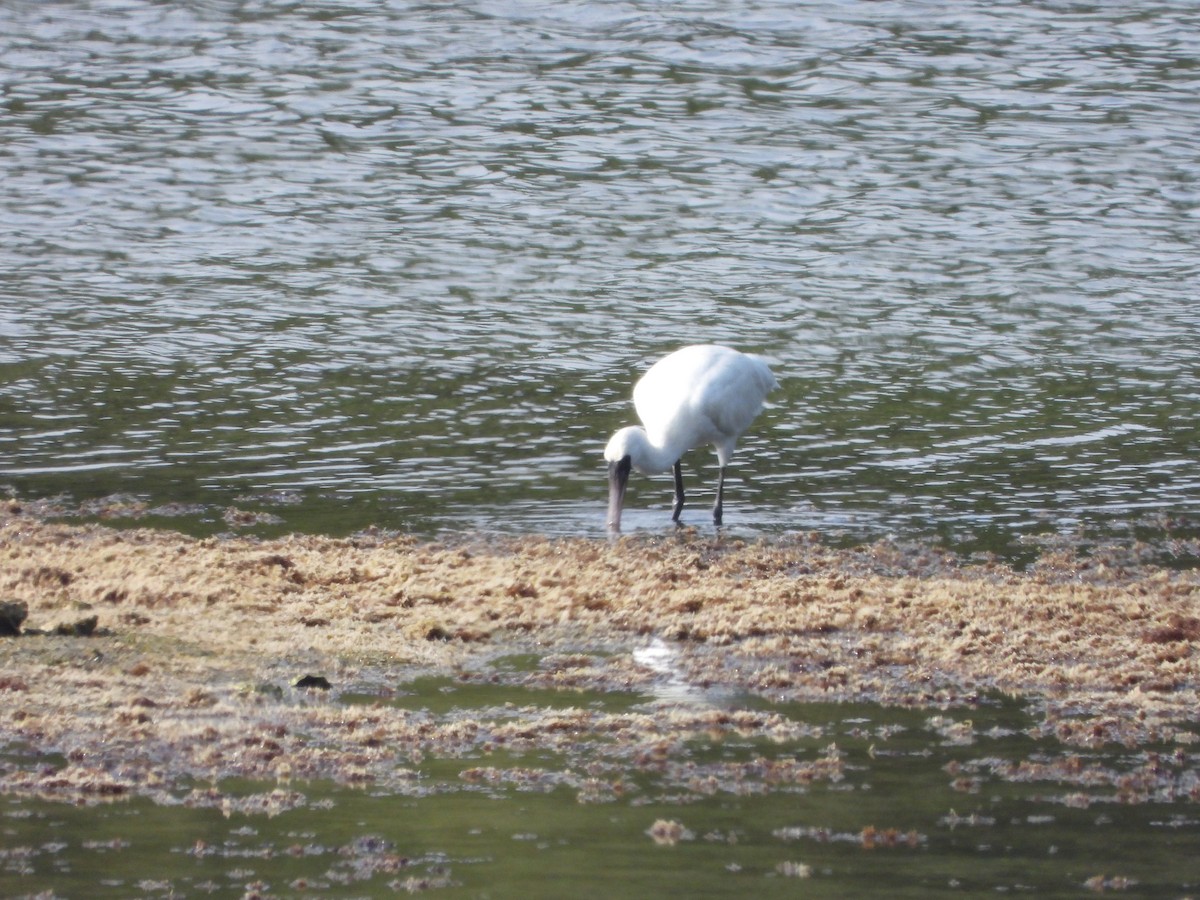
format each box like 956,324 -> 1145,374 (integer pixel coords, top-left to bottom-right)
632,344 -> 776,469
604,344 -> 777,529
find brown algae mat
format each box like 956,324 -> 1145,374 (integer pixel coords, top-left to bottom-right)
1,507 -> 1198,807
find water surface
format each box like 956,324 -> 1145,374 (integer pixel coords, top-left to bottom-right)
2,1 -> 1199,555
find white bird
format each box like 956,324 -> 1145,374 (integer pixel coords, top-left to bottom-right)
604,344 -> 778,531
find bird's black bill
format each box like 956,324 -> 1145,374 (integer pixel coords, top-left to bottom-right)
607,455 -> 632,531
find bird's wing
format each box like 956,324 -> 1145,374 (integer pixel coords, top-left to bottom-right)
689,355 -> 772,442
633,347 -> 776,463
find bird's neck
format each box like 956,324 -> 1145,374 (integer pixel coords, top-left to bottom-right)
629,429 -> 682,474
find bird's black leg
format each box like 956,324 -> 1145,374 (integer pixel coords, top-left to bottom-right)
712,466 -> 726,526
672,460 -> 685,523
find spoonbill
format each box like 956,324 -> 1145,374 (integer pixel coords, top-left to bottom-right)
605,344 -> 778,531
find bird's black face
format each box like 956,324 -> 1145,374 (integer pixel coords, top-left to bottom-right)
607,454 -> 632,531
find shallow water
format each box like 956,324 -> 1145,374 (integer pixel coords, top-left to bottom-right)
2,0 -> 1200,556
4,679 -> 1198,898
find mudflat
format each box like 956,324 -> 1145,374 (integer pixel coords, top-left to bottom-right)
2,508 -> 1197,805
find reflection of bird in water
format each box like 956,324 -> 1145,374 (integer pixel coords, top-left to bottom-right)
604,344 -> 777,531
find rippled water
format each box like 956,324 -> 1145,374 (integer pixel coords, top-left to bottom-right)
3,0 -> 1199,554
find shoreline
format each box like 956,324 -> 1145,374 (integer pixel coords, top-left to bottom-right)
2,509 -> 1198,805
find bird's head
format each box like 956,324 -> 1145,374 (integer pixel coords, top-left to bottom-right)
604,426 -> 644,532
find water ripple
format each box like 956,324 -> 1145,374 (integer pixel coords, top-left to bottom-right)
1,0 -> 1198,552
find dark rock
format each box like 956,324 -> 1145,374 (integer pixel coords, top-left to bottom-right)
1,600 -> 29,636
294,674 -> 331,690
